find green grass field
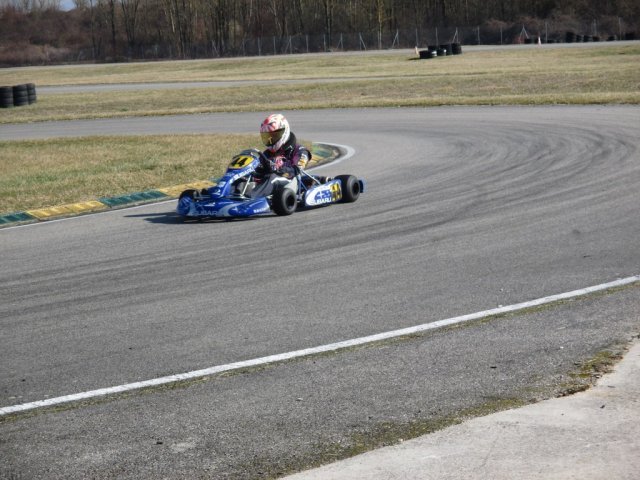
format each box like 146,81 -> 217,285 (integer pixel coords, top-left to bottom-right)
0,135 -> 258,215
1,44 -> 638,216
2,45 -> 639,124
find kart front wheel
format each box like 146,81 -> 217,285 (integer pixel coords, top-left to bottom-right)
336,175 -> 361,203
272,185 -> 297,216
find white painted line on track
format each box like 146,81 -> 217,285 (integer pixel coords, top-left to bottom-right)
2,275 -> 638,417
309,143 -> 356,171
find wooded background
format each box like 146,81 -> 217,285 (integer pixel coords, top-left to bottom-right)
1,0 -> 638,65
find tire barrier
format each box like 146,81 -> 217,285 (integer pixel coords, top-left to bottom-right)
0,86 -> 13,108
566,31 -> 632,43
12,84 -> 28,107
439,43 -> 453,56
27,83 -> 37,104
418,43 -> 461,60
418,49 -> 436,59
0,83 -> 36,108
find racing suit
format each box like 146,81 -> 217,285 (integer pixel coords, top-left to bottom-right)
260,132 -> 311,178
250,132 -> 311,197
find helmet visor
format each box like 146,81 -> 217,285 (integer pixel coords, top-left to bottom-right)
261,128 -> 286,147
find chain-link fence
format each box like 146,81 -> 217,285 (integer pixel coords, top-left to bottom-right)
65,19 -> 638,63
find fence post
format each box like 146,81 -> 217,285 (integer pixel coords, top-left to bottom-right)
545,21 -> 548,43
359,33 -> 367,50
391,30 -> 399,49
618,17 -> 623,39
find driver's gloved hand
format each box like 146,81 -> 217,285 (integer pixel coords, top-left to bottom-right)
271,156 -> 284,172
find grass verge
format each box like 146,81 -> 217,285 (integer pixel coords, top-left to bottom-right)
0,134 -> 257,215
1,44 -> 638,124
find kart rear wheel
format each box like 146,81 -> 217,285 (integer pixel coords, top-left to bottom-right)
272,185 -> 297,216
336,175 -> 361,203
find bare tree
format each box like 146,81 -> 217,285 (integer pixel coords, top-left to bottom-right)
160,0 -> 197,57
202,0 -> 231,56
321,0 -> 334,45
120,0 -> 140,54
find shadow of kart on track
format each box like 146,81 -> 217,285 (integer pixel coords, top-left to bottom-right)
177,149 -> 364,219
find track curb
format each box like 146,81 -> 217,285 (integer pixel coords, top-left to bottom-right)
0,142 -> 342,228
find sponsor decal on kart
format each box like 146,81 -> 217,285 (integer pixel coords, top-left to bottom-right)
330,182 -> 342,202
306,182 -> 342,206
229,155 -> 255,169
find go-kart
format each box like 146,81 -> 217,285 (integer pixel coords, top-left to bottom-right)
177,148 -> 364,218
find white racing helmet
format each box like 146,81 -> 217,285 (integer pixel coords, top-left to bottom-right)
260,113 -> 291,152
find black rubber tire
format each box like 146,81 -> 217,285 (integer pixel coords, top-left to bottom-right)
13,84 -> 29,106
336,175 -> 361,203
272,184 -> 297,216
0,86 -> 13,108
26,83 -> 37,104
439,44 -> 452,55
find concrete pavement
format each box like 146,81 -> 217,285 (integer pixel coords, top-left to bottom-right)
283,339 -> 640,480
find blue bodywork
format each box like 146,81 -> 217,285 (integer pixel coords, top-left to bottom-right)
177,148 -> 364,219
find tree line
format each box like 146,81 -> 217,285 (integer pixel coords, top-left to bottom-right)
0,0 -> 637,65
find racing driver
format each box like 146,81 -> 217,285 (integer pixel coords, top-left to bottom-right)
259,113 -> 311,179
244,113 -> 324,198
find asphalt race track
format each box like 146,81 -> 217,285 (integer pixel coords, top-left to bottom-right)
1,106 -> 639,478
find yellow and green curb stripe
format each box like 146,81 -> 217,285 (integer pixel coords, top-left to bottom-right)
27,201 -> 108,220
0,143 -> 341,228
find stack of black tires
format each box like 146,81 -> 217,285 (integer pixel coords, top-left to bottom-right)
419,43 -> 462,59
1,83 -> 36,108
566,31 -> 635,43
